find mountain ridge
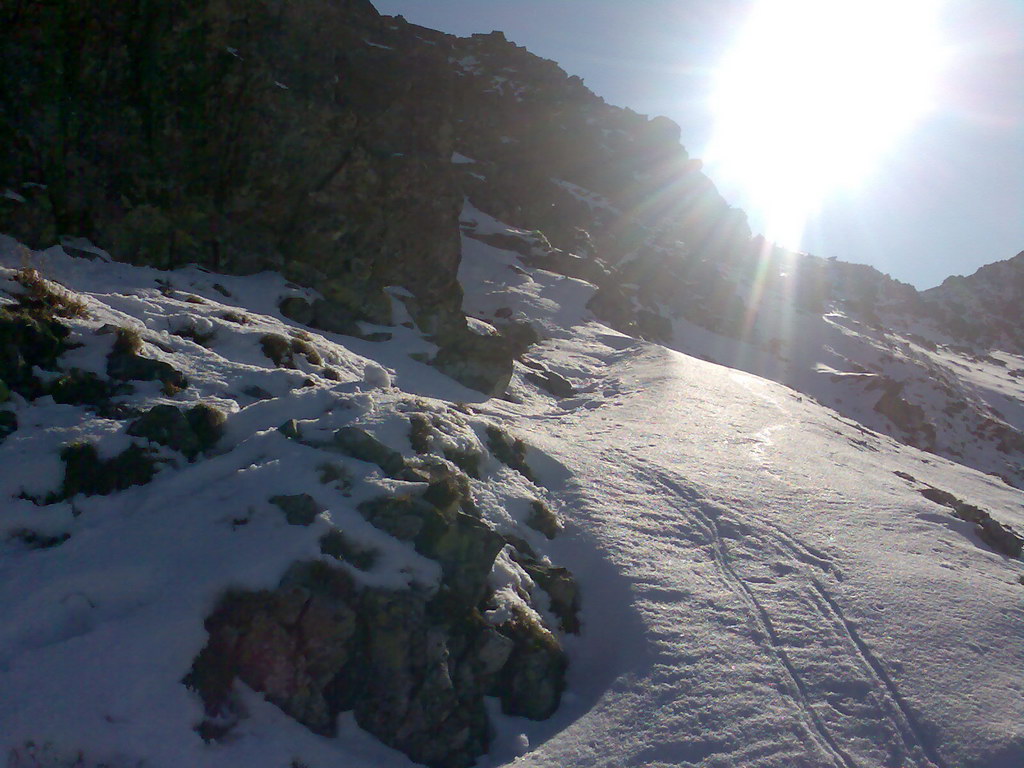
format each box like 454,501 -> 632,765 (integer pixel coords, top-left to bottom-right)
1,3 -> 1022,767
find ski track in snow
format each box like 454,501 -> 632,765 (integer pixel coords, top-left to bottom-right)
2,234 -> 1023,768
499,339 -> 1021,768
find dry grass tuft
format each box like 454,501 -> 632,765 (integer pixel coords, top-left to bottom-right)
13,266 -> 89,318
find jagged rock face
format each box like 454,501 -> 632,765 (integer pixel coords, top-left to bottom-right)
430,26 -> 750,263
923,251 -> 1024,353
0,0 -> 463,317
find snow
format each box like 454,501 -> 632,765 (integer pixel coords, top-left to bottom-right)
1,228 -> 1022,768
493,333 -> 1024,768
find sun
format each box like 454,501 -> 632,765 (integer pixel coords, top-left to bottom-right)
705,0 -> 947,248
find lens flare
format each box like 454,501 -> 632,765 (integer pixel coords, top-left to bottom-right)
706,0 -> 948,248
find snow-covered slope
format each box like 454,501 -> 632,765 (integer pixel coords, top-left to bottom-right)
3,228 -> 1022,768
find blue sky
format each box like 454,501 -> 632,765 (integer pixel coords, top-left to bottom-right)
373,0 -> 1023,289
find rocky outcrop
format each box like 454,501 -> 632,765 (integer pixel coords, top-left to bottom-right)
1,0 -> 463,319
127,403 -> 225,460
917,485 -> 1023,559
187,465 -> 574,768
923,250 -> 1024,353
870,378 -> 937,451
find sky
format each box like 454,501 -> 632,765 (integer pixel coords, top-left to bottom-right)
373,0 -> 1023,290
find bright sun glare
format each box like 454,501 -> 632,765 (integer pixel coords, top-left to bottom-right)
707,0 -> 947,248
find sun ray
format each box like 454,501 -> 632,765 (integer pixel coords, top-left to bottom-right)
705,0 -> 948,252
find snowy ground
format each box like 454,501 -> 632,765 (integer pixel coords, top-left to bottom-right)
491,332 -> 1024,768
1,229 -> 1022,768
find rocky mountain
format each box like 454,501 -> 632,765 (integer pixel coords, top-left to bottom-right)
922,249 -> 1024,351
1,3 -> 1022,768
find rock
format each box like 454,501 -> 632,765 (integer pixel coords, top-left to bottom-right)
360,480 -> 505,605
586,285 -> 639,337
0,184 -> 57,249
278,419 -> 303,440
1,0 -> 464,314
526,247 -> 610,286
0,305 -> 70,398
186,404 -> 227,453
444,446 -> 484,479
260,333 -> 322,368
636,309 -> 672,343
919,486 -> 1024,558
358,495 -> 442,543
511,552 -> 581,635
491,610 -> 567,720
128,405 -> 199,457
421,511 -> 506,605
498,320 -> 541,356
270,494 -> 324,526
353,590 -> 491,768
311,299 -> 362,337
408,413 -> 433,453
422,476 -> 464,518
317,462 -> 353,493
872,379 -> 936,450
127,403 -> 224,459
977,517 -> 1024,559
432,320 -> 516,396
527,499 -> 562,539
189,501 -> 568,768
185,563 -> 360,738
0,411 -> 17,444
279,297 -> 314,325
47,369 -> 116,407
525,369 -> 575,398
333,427 -> 408,478
58,442 -> 157,500
485,425 -> 533,480
260,334 -> 292,368
106,328 -> 188,391
8,528 -> 70,550
242,385 -> 273,400
186,559 -> 511,768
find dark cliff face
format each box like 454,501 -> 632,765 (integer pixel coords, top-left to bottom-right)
0,2 -> 752,323
922,251 -> 1024,352
0,0 -> 463,319
438,27 -> 750,265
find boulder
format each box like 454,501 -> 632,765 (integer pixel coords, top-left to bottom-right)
106,328 -> 188,391
270,494 -> 324,527
491,610 -> 567,720
278,297 -> 315,326
127,403 -> 224,459
57,442 -> 157,499
432,329 -> 515,396
527,499 -> 563,539
47,369 -> 115,407
333,426 -> 408,478
312,299 -> 363,336
485,425 -> 533,480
